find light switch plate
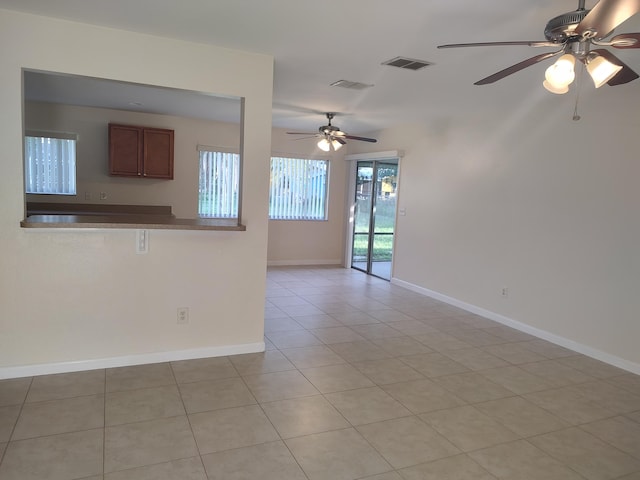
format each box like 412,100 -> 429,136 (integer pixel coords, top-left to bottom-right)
136,229 -> 149,254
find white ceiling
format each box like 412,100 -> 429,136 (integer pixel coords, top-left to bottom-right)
4,0 -> 640,134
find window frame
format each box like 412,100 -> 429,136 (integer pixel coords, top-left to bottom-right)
268,155 -> 330,221
197,145 -> 241,219
24,130 -> 78,196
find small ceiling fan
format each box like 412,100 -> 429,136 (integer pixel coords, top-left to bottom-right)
287,113 -> 377,152
437,0 -> 640,93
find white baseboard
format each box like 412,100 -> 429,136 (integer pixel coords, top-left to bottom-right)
0,342 -> 265,380
267,259 -> 342,267
391,277 -> 640,376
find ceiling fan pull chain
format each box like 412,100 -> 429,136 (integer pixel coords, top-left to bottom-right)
572,62 -> 585,121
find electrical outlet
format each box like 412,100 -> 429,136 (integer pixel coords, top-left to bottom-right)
501,287 -> 509,298
177,307 -> 189,324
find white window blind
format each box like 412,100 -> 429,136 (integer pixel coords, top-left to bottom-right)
198,148 -> 240,218
269,156 -> 328,220
197,150 -> 329,221
24,133 -> 77,195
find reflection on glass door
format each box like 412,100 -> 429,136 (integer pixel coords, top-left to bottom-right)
351,160 -> 398,280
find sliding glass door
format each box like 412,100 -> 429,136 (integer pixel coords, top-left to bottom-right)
351,160 -> 398,280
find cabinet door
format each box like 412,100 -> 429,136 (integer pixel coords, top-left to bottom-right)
143,128 -> 174,179
109,124 -> 143,176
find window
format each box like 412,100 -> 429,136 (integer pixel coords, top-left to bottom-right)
198,147 -> 240,218
269,156 -> 328,220
197,150 -> 329,221
24,132 -> 77,195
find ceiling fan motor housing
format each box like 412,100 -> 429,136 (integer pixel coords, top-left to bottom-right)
545,9 -> 591,41
319,125 -> 340,135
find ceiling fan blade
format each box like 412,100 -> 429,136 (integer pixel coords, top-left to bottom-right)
343,135 -> 377,143
286,132 -> 317,135
610,32 -> 640,47
438,40 -> 559,49
474,50 -> 564,85
292,136 -> 318,141
334,137 -> 347,145
575,0 -> 640,39
591,48 -> 640,85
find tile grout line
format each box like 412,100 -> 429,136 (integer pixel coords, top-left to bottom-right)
1,376 -> 34,467
244,370 -> 313,480
168,360 -> 210,478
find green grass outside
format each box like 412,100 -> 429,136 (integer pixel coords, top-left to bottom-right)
352,196 -> 396,262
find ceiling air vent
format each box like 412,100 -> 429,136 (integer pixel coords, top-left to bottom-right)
329,79 -> 374,90
382,56 -> 433,71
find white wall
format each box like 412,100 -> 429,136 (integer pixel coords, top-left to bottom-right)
0,10 -> 273,377
266,128 -> 348,266
24,101 -> 241,218
351,88 -> 640,371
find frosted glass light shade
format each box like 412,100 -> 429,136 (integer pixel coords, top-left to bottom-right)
317,138 -> 331,151
586,55 -> 623,88
318,137 -> 343,151
544,54 -> 576,89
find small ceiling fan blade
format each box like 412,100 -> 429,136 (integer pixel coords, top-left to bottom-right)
474,50 -> 564,85
575,0 -> 640,39
292,136 -> 318,141
343,135 -> 377,143
438,40 -> 559,49
286,132 -> 318,135
610,32 -> 640,47
591,48 -> 640,85
334,137 -> 347,145
608,65 -> 639,84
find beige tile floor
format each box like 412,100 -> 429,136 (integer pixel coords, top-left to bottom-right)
1,265 -> 640,480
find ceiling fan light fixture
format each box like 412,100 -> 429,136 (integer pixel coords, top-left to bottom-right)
317,138 -> 331,152
290,113 -> 376,149
586,55 -> 623,87
544,54 -> 576,90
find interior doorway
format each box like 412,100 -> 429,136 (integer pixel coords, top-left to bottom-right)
350,159 -> 398,280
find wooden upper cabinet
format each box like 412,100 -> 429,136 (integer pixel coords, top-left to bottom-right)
143,128 -> 174,178
109,124 -> 142,177
109,124 -> 174,179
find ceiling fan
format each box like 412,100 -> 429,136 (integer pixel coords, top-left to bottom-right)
287,113 -> 377,152
438,0 -> 640,94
